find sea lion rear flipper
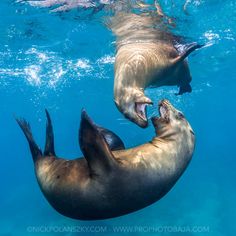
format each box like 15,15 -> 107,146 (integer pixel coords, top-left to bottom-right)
79,110 -> 119,175
44,109 -> 56,156
98,127 -> 125,151
172,42 -> 203,64
16,118 -> 42,162
176,83 -> 192,95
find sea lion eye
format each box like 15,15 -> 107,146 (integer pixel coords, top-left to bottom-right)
177,112 -> 185,119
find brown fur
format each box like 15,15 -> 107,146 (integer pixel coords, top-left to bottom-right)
110,12 -> 200,127
17,100 -> 195,220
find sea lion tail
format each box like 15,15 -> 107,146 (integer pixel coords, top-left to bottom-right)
44,109 -> 56,156
16,118 -> 42,162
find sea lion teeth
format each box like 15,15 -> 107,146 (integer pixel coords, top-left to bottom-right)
159,106 -> 167,118
135,103 -> 148,121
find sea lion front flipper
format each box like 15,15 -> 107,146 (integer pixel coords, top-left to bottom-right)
44,109 -> 56,156
79,110 -> 119,175
98,127 -> 125,151
16,118 -> 42,162
176,83 -> 192,95
172,42 -> 203,64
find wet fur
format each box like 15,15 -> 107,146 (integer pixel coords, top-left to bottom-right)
110,12 -> 200,127
16,102 -> 195,220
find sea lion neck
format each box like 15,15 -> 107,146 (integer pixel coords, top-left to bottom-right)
153,125 -> 180,143
114,66 -> 146,92
114,85 -> 144,102
114,61 -> 146,106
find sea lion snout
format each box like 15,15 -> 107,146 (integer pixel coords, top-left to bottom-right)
158,99 -> 184,122
151,99 -> 194,137
151,99 -> 171,129
115,88 -> 153,128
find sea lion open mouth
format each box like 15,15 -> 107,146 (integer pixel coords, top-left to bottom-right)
158,100 -> 170,121
149,99 -> 171,124
135,102 -> 152,121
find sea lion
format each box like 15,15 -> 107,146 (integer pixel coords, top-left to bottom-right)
111,11 -> 202,128
16,99 -> 195,220
24,0 -> 201,127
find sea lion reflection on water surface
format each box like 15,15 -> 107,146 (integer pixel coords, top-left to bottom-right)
16,100 -> 195,220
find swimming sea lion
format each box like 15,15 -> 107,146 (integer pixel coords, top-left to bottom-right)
24,0 -> 201,127
111,12 -> 202,128
16,99 -> 195,220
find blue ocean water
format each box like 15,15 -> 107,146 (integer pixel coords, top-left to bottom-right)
0,0 -> 236,235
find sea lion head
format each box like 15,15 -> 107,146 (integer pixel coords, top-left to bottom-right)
115,88 -> 153,128
151,99 -> 194,137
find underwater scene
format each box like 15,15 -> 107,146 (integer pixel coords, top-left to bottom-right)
0,0 -> 236,235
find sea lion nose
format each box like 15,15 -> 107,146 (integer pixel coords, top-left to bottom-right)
135,94 -> 153,104
158,99 -> 171,107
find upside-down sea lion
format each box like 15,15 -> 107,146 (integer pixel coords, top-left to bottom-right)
24,0 -> 201,127
110,11 -> 202,128
16,100 -> 195,220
